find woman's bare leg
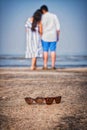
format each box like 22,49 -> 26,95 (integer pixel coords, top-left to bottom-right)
31,57 -> 37,70
34,59 -> 37,67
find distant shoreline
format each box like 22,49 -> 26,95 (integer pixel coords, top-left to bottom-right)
0,67 -> 87,73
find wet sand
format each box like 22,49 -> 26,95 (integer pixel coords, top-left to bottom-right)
0,67 -> 87,130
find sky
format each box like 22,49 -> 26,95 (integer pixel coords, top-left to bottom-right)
0,0 -> 87,56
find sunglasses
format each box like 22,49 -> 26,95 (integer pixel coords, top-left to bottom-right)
25,96 -> 61,105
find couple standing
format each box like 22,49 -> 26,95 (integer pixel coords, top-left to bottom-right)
25,5 -> 60,70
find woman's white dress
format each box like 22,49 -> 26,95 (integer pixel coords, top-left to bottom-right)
25,18 -> 43,58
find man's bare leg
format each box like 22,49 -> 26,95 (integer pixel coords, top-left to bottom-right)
51,52 -> 56,68
43,52 -> 48,68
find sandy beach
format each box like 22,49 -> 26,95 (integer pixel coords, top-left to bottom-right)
0,67 -> 87,130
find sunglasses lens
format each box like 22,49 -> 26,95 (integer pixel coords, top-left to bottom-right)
55,96 -> 61,104
35,97 -> 44,104
25,97 -> 33,105
45,98 -> 54,105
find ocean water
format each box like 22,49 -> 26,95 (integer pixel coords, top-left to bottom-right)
0,55 -> 87,68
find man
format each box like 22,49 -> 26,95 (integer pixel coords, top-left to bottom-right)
40,5 -> 60,69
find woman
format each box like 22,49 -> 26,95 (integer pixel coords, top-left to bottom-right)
25,9 -> 43,70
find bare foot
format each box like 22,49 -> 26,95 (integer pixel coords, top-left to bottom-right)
30,66 -> 36,70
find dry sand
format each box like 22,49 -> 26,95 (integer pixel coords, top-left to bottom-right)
0,67 -> 87,130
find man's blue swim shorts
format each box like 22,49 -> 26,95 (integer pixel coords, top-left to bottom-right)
41,40 -> 57,52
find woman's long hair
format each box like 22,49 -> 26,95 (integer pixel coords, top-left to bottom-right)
31,9 -> 42,31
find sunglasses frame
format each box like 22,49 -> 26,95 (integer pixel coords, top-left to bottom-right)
25,96 -> 61,105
